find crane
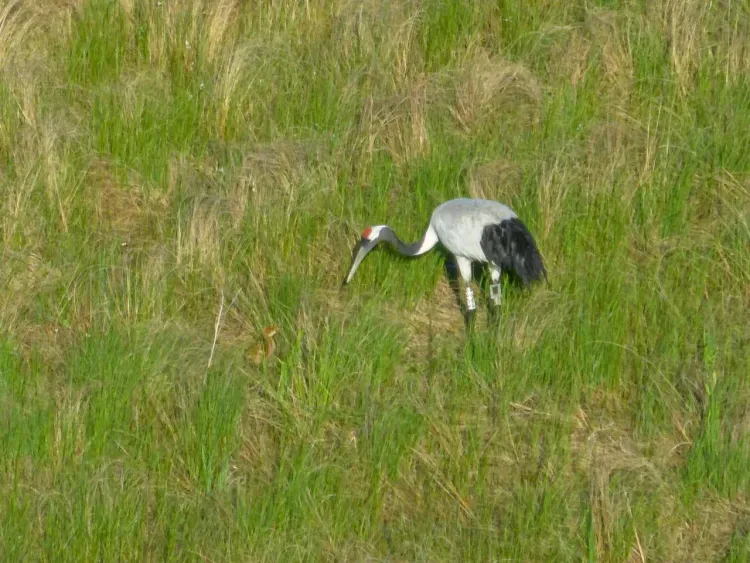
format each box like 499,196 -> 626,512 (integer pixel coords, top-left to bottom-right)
343,198 -> 546,325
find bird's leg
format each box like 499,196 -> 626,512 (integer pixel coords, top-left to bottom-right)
489,267 -> 502,307
443,257 -> 464,312
465,284 -> 477,311
464,285 -> 476,330
456,257 -> 476,330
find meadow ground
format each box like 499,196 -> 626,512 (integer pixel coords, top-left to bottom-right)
0,0 -> 749,560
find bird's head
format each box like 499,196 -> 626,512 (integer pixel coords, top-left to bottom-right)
343,225 -> 387,284
262,326 -> 278,339
359,225 -> 386,242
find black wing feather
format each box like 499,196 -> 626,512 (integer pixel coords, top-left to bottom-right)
480,218 -> 546,287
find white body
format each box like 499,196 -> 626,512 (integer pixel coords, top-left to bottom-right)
430,198 -> 517,262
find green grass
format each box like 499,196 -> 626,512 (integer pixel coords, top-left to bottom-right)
1,0 -> 749,560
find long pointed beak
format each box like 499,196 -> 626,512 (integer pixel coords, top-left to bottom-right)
343,239 -> 375,285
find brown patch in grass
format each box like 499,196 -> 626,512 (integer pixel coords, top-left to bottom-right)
548,9 -> 634,99
451,49 -> 542,134
672,497 -> 750,563
570,402 -> 748,562
701,171 -> 750,232
502,288 -> 559,353
204,0 -> 242,64
357,79 -> 432,165
658,0 -> 712,97
720,9 -> 750,87
537,151 -> 571,240
585,10 -> 634,100
467,159 -> 523,202
50,386 -> 87,467
234,397 -> 283,488
389,281 -> 466,362
213,43 -> 250,138
381,430 -> 480,531
236,138 -> 330,215
0,1 -> 38,70
13,322 -> 77,372
570,410 -> 662,560
0,251 -> 62,333
584,116 -> 644,201
333,0 -> 422,86
90,160 -> 170,247
550,26 -> 591,88
176,194 -> 223,277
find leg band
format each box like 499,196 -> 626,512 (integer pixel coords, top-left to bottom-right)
490,282 -> 501,305
465,286 -> 476,311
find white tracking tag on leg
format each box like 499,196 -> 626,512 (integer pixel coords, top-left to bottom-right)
465,286 -> 476,311
490,282 -> 501,305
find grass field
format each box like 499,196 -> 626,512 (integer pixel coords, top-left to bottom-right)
1,0 -> 749,560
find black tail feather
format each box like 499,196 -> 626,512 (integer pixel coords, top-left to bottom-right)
480,218 -> 546,288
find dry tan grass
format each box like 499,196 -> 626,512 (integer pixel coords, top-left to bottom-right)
166,156 -> 232,282
467,159 -> 523,202
332,3 -> 437,167
246,0 -> 336,32
0,1 -> 79,69
549,24 -> 591,88
0,0 -> 86,80
658,0 -> 712,97
90,160 -> 170,247
586,9 -> 634,99
380,269 -> 559,367
721,9 -> 750,86
568,401 -> 750,562
333,0 -> 422,86
382,421 -> 484,530
177,194 -> 223,276
1,0 -> 87,246
204,0 -> 242,63
356,78 -> 432,165
212,44 -> 252,138
234,397 -> 284,487
451,49 -> 542,134
237,139 -> 329,215
50,386 -> 87,467
584,116 -> 645,203
2,114 -> 84,245
13,321 -> 78,371
547,8 -> 635,100
570,409 -> 663,560
536,151 -> 572,240
115,0 -> 244,77
672,497 -> 750,563
1,82 -> 43,244
708,171 -> 750,231
0,1 -> 37,70
0,250 -> 61,330
387,281 -> 467,362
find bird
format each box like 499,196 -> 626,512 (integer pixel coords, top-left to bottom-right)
249,326 -> 278,365
342,198 -> 546,325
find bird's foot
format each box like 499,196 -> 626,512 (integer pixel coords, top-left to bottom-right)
464,308 -> 476,331
487,304 -> 499,325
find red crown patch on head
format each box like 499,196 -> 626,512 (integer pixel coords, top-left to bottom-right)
361,227 -> 372,239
